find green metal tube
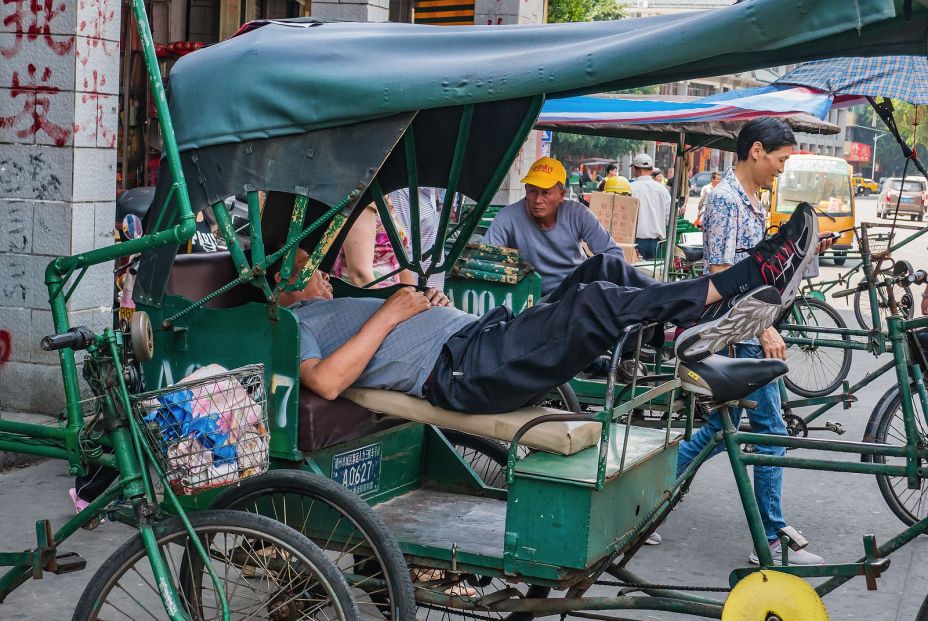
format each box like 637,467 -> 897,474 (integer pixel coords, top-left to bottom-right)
733,431 -> 912,457
0,483 -> 124,601
137,524 -> 191,621
430,105 -> 473,275
740,454 -> 924,477
778,323 -> 872,338
62,266 -> 88,303
816,514 -> 928,597
443,95 -> 545,264
403,128 -> 422,269
279,195 -> 309,283
371,179 -> 413,271
607,567 -> 725,608
721,407 -> 774,566
781,336 -> 871,351
0,419 -> 66,440
886,315 -> 922,488
210,201 -> 272,299
247,190 -> 266,266
45,273 -> 84,472
800,358 -> 894,426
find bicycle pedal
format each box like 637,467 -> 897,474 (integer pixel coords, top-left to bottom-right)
51,552 -> 86,574
825,421 -> 845,435
777,526 -> 809,551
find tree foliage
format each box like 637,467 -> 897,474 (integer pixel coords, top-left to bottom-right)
547,0 -> 624,23
853,101 -> 928,178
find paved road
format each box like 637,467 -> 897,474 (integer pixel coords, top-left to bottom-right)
1,195 -> 927,619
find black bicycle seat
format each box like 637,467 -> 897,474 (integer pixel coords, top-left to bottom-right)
677,245 -> 704,262
680,355 -> 787,404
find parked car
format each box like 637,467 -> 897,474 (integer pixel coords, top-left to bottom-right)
688,170 -> 713,196
878,177 -> 928,221
852,176 -> 878,196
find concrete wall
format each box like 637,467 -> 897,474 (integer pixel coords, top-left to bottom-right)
312,0 -> 390,22
0,0 -> 119,413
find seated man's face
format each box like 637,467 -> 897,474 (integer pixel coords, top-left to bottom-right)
279,249 -> 333,301
524,183 -> 566,221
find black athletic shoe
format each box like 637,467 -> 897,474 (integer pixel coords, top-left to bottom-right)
750,202 -> 818,308
675,286 -> 783,363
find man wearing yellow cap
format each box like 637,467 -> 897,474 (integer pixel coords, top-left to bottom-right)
483,156 -> 627,295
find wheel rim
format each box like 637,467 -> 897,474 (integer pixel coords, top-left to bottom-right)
88,523 -> 348,620
413,576 -> 548,621
232,492 -> 397,619
782,299 -> 851,397
875,388 -> 928,524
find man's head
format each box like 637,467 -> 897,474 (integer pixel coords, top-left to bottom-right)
605,164 -> 618,177
521,157 -> 568,224
631,153 -> 653,178
271,248 -> 333,304
736,117 -> 797,187
710,171 -> 721,187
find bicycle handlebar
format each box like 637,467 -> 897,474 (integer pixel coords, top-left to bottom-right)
41,326 -> 97,352
832,269 -> 927,299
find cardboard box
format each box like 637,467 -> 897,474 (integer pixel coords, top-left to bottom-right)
617,242 -> 640,264
588,191 -> 639,244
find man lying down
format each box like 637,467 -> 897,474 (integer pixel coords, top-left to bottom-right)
281,203 -> 829,413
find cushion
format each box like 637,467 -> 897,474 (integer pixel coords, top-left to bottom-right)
297,388 -> 404,452
166,252 -> 264,308
342,388 -> 600,456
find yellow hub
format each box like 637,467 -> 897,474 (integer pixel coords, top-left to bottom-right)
722,570 -> 829,621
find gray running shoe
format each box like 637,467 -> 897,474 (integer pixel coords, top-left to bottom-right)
749,538 -> 824,566
675,286 -> 783,363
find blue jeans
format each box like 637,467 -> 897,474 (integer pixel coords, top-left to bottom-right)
635,238 -> 660,260
676,343 -> 788,542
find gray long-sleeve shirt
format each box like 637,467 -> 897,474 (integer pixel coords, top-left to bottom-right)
483,199 -> 623,295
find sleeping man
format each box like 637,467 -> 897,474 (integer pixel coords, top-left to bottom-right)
279,202 -> 828,414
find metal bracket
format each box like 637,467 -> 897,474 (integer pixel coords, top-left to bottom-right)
861,535 -> 890,590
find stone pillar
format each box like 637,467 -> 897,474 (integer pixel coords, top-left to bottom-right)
476,0 -> 545,205
0,0 -> 120,413
311,0 -> 389,22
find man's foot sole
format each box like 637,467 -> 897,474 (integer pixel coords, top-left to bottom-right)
675,287 -> 782,363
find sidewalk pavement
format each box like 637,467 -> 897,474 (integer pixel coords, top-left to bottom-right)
0,410 -> 58,471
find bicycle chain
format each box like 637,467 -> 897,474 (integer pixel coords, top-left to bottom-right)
415,602 -> 504,621
594,578 -> 731,593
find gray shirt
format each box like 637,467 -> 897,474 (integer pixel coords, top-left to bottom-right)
483,199 -> 623,294
389,188 -> 445,289
293,298 -> 475,397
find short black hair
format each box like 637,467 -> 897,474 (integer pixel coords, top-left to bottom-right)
710,171 -> 720,180
606,164 -> 618,174
736,117 -> 796,160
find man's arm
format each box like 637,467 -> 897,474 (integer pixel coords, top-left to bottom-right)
299,288 -> 432,399
482,211 -> 512,248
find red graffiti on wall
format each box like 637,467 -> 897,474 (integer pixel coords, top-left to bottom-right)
0,64 -> 71,146
1,0 -> 75,58
0,330 -> 11,366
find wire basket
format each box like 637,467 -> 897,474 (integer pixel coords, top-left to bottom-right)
131,364 -> 269,495
861,225 -> 895,255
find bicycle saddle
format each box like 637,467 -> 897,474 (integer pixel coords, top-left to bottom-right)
679,355 -> 787,404
677,245 -> 704,262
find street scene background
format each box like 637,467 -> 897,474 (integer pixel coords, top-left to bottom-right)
2,194 -> 926,620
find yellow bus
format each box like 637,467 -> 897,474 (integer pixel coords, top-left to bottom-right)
769,153 -> 855,265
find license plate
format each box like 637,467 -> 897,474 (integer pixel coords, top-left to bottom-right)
901,197 -> 913,203
331,444 -> 382,495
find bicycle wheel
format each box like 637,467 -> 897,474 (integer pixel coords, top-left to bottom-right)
854,284 -> 914,331
863,382 -> 928,526
780,298 -> 852,398
210,470 -> 415,621
73,509 -> 358,621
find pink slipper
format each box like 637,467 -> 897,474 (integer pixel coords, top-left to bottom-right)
68,488 -> 91,512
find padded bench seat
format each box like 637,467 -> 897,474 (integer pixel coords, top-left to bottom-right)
342,387 -> 601,456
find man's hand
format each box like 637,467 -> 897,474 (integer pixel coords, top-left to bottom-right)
815,236 -> 835,255
759,326 -> 787,360
423,288 -> 452,307
376,288 -> 432,326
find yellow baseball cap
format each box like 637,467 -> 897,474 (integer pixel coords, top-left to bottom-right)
520,157 -> 567,189
603,175 -> 632,195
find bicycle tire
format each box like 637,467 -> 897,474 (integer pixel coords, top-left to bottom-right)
854,284 -> 914,331
780,297 -> 852,398
73,509 -> 359,621
918,591 -> 928,621
209,470 -> 415,621
862,381 -> 928,526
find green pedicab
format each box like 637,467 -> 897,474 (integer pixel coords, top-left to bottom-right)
5,1 -> 928,620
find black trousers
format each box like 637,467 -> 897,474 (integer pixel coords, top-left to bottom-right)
426,254 -> 711,413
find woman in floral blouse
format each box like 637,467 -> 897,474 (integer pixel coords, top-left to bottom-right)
331,202 -> 416,287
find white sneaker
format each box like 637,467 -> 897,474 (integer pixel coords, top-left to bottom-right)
644,531 -> 662,545
748,538 -> 824,566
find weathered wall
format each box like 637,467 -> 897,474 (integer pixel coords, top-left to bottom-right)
311,0 -> 390,22
0,0 -> 120,413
